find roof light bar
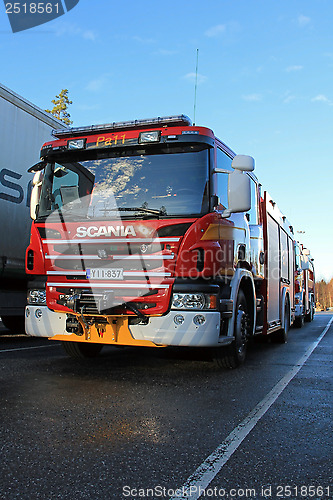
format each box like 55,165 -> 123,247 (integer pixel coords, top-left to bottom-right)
52,114 -> 192,139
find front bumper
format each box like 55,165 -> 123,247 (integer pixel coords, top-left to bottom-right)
130,310 -> 222,347
25,307 -> 233,348
25,305 -> 67,337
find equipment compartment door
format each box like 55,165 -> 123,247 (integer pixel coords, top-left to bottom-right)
267,214 -> 280,323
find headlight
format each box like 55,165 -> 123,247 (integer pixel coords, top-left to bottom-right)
27,289 -> 46,305
171,293 -> 216,310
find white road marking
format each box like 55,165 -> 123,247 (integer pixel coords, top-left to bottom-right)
0,344 -> 58,354
170,316 -> 333,500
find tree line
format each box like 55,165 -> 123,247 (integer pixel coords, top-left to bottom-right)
316,278 -> 333,310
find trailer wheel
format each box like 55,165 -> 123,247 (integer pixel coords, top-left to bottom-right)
1,315 -> 25,333
62,341 -> 103,359
213,290 -> 249,369
273,298 -> 290,343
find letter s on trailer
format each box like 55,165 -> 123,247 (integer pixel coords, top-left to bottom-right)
0,83 -> 64,332
25,115 -> 313,367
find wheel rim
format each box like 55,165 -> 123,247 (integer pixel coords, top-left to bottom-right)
235,307 -> 248,355
284,303 -> 289,333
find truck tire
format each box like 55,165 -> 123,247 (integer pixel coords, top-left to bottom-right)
213,290 -> 249,369
273,298 -> 289,343
62,341 -> 103,359
293,315 -> 304,328
305,303 -> 314,322
1,315 -> 25,334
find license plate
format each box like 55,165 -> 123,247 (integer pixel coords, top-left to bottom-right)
87,268 -> 123,280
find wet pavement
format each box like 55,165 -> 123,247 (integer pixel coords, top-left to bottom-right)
0,313 -> 332,499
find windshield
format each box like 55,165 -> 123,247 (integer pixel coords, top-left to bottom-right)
38,145 -> 210,220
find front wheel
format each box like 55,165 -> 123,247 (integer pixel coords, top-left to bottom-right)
213,290 -> 250,369
62,341 -> 103,359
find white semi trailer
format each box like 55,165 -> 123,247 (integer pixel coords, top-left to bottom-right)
0,83 -> 63,332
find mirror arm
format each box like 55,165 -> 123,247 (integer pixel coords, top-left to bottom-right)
221,209 -> 231,218
213,168 -> 231,174
28,160 -> 47,173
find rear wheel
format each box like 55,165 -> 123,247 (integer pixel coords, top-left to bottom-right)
62,341 -> 103,359
294,315 -> 304,328
213,290 -> 249,369
305,302 -> 314,322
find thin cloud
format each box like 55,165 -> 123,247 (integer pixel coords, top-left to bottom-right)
86,77 -> 108,92
311,94 -> 333,105
205,24 -> 226,37
83,30 -> 96,41
242,94 -> 262,102
54,21 -> 97,41
286,65 -> 303,72
283,94 -> 296,104
298,15 -> 311,27
133,36 -> 155,44
183,73 -> 207,84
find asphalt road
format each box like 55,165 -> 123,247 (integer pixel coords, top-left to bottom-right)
0,313 -> 332,500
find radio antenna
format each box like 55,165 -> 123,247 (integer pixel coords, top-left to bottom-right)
193,48 -> 199,125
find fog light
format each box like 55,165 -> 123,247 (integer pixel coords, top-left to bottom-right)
193,314 -> 206,326
26,308 -> 30,318
35,309 -> 42,319
27,289 -> 46,305
174,314 -> 185,326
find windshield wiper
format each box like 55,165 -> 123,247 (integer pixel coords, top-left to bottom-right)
99,207 -> 166,216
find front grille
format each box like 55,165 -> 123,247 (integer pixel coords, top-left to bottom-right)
52,257 -> 165,271
65,290 -> 117,314
58,289 -> 156,315
54,243 -> 163,255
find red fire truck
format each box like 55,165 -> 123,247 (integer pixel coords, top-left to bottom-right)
294,242 -> 315,327
25,115 -> 299,368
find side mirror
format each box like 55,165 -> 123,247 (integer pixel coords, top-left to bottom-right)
28,160 -> 47,173
301,260 -> 310,271
30,170 -> 44,220
222,155 -> 254,218
231,155 -> 255,172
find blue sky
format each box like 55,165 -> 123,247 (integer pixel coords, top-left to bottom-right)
1,0 -> 332,281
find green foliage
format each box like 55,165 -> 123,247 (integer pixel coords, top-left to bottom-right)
46,89 -> 73,125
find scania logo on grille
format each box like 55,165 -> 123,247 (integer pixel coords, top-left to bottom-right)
140,244 -> 149,253
76,226 -> 136,238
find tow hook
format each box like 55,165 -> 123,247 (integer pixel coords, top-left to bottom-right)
125,302 -> 147,321
80,307 -> 92,340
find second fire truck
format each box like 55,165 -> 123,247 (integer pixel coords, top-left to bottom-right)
294,243 -> 315,327
25,115 -> 310,368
